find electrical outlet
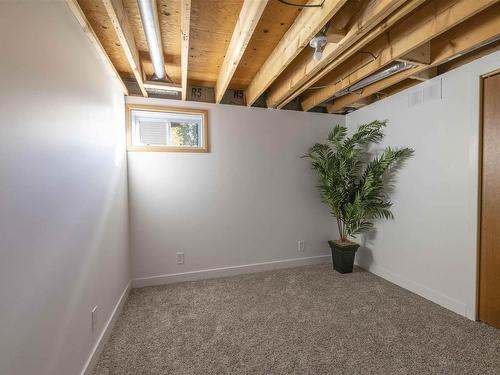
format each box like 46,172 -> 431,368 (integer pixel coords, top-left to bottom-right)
91,305 -> 98,333
176,252 -> 185,265
298,240 -> 305,252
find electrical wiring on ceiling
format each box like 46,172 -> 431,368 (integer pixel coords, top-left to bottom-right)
276,0 -> 325,8
307,51 -> 379,90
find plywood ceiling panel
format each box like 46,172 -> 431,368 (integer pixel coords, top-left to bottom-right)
77,0 -> 133,77
230,0 -> 307,89
188,0 -> 244,87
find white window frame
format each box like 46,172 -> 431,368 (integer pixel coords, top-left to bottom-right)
126,104 -> 209,153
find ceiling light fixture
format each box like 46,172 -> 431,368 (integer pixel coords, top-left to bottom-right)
309,33 -> 328,61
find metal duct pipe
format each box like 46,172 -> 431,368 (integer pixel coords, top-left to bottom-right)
137,0 -> 166,80
348,61 -> 415,92
333,61 -> 416,100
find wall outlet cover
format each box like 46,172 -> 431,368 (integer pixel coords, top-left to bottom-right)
298,240 -> 305,252
91,305 -> 98,332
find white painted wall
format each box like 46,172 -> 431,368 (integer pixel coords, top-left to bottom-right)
127,96 -> 343,284
0,3 -> 130,375
346,51 -> 500,320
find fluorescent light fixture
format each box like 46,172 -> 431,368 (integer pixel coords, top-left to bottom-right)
137,0 -> 166,80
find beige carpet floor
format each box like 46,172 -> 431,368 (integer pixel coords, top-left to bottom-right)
93,264 -> 499,375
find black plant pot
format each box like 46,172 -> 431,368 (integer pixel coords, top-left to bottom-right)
328,240 -> 360,274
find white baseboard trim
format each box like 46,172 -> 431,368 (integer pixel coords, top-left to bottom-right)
132,254 -> 332,288
356,261 -> 470,319
81,282 -> 131,375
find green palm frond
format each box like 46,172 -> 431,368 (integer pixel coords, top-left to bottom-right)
304,121 -> 414,241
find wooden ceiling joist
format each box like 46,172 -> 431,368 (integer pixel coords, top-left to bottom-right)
103,0 -> 147,97
180,0 -> 191,101
410,66 -> 438,81
301,0 -> 498,111
65,0 -> 128,94
438,39 -> 500,74
397,42 -> 431,66
266,0 -> 421,109
431,5 -> 500,63
245,0 -> 349,106
326,27 -> 347,43
326,4 -> 500,113
375,78 -> 421,98
215,0 -> 269,104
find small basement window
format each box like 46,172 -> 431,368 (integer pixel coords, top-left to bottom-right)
126,104 -> 208,152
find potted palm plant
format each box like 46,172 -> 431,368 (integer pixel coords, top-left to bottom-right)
304,120 -> 413,273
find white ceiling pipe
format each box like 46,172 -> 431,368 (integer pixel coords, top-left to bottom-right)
137,0 -> 166,80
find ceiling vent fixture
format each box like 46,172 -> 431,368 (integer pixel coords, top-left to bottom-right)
143,80 -> 182,95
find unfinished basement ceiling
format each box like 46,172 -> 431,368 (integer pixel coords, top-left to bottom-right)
229,0 -> 307,89
70,0 -> 500,113
78,0 -> 134,78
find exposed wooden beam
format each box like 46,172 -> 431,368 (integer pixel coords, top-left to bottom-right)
302,0 -> 498,111
325,0 -> 361,43
330,0 -> 361,30
181,0 -> 192,101
326,27 -> 347,44
375,78 -> 421,97
325,68 -> 416,112
64,0 -> 128,94
348,96 -> 374,109
326,4 -> 500,112
338,78 -> 420,111
438,39 -> 500,74
245,0 -> 348,106
330,79 -> 419,114
430,4 -> 500,62
409,66 -> 438,81
103,0 -> 147,97
266,0 -> 417,109
215,0 -> 268,103
397,42 -> 431,65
